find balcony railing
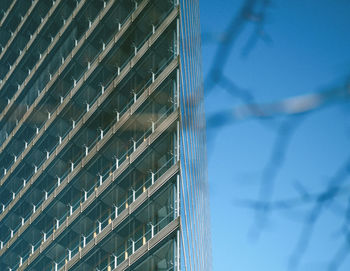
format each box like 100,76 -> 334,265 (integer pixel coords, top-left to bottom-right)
0,0 -> 82,116
0,4 -> 177,217
11,157 -> 177,271
0,78 -> 176,251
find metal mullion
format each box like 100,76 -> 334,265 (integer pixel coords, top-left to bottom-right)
0,0 -> 17,28
16,113 -> 179,271
0,0 -> 155,196
0,0 -> 41,66
0,0 -> 83,119
0,56 -> 178,260
1,73 -> 179,264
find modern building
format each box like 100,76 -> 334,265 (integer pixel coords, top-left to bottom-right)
0,0 -> 210,270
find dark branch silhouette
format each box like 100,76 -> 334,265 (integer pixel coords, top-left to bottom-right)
203,0 -> 350,270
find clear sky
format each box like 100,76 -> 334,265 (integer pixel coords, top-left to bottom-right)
200,0 -> 350,270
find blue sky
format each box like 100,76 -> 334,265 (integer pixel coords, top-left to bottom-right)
200,0 -> 350,270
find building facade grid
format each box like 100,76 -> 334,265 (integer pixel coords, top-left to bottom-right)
0,0 -> 210,270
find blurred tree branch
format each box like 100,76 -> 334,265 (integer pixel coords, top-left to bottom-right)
203,0 -> 350,270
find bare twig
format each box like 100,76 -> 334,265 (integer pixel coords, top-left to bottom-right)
203,0 -> 350,269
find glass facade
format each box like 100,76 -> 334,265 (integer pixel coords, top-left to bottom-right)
0,0 -> 210,270
179,1 -> 211,271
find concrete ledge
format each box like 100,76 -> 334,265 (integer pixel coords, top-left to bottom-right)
0,52 -> 178,237
114,217 -> 180,271
0,0 -> 40,64
0,0 -> 77,120
0,0 -> 110,154
15,150 -> 179,270
0,6 -> 179,266
0,0 -> 18,28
